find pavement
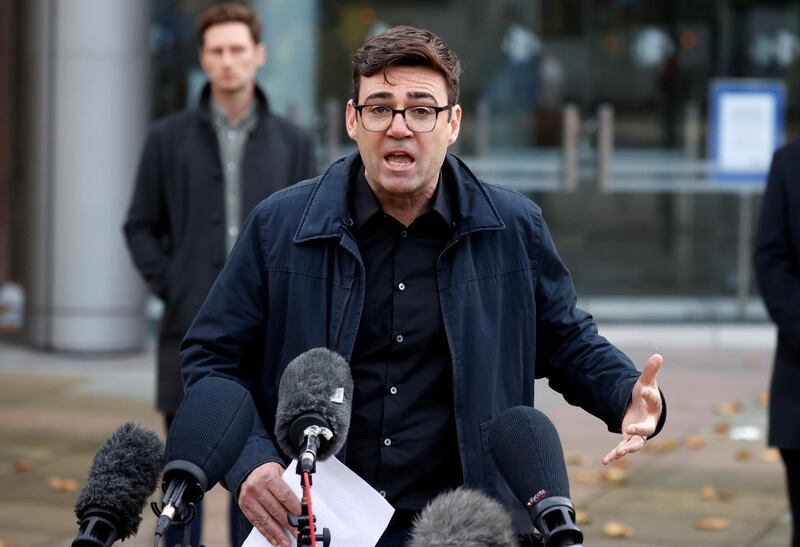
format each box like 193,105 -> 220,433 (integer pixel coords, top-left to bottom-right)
0,324 -> 792,547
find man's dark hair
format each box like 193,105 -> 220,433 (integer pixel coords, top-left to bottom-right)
351,25 -> 462,106
197,2 -> 261,46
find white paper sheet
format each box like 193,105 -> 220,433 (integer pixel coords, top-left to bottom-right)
242,457 -> 395,547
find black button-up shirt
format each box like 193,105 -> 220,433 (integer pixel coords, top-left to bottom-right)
346,168 -> 463,524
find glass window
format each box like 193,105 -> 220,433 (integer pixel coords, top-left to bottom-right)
150,0 -> 800,320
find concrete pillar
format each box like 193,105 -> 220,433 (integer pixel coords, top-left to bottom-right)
24,0 -> 150,352
0,1 -> 14,285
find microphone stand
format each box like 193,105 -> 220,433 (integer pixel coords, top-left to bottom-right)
150,498 -> 204,547
290,426 -> 331,547
176,507 -> 204,547
151,460 -> 209,547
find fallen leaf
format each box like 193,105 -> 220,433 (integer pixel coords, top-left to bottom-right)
575,510 -> 594,525
735,449 -> 752,462
713,421 -> 731,437
655,439 -> 680,453
684,436 -> 706,449
48,477 -> 65,491
695,517 -> 730,531
48,476 -> 78,493
603,520 -> 634,538
761,448 -> 780,463
601,467 -> 628,486
14,458 -> 30,472
610,457 -> 628,468
714,402 -> 743,416
699,485 -> 716,500
718,489 -> 736,502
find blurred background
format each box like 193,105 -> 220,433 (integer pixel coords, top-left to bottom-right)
0,0 -> 798,545
2,0 -> 800,346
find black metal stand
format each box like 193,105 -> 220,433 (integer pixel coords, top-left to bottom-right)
289,469 -> 330,547
150,501 -> 205,547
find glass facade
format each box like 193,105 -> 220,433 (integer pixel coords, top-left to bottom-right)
147,1 -> 799,320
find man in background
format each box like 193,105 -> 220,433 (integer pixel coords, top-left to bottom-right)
123,3 -> 315,544
754,139 -> 800,547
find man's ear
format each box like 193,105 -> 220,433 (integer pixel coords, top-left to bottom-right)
346,100 -> 358,141
256,43 -> 267,67
198,47 -> 207,73
447,104 -> 462,145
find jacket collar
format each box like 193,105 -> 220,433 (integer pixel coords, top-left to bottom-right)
294,152 -> 505,243
196,82 -> 271,127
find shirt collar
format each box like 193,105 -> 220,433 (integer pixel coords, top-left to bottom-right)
211,98 -> 258,131
352,167 -> 454,232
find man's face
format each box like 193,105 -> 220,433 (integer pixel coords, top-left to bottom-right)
199,22 -> 265,93
346,66 -> 461,201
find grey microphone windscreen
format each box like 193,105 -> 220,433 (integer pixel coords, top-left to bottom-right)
274,348 -> 353,461
74,422 -> 165,539
408,487 -> 520,547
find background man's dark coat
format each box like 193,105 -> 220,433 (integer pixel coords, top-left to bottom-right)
124,85 -> 316,415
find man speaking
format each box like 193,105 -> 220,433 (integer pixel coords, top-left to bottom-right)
181,25 -> 665,547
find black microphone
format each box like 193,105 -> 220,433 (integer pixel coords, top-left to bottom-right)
408,487 -> 520,547
154,376 -> 255,540
72,423 -> 165,546
488,406 -> 584,547
274,348 -> 353,473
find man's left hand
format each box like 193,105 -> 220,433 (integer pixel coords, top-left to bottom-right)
602,353 -> 663,465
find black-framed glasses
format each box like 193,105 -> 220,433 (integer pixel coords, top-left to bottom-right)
354,104 -> 452,133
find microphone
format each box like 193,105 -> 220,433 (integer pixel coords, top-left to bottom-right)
274,348 -> 353,473
154,376 -> 255,540
72,423 -> 164,546
488,406 -> 584,547
408,487 -> 520,547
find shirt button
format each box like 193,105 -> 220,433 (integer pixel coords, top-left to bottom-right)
384,438 -> 392,446
379,490 -> 386,497
389,386 -> 398,395
395,334 -> 404,343
227,226 -> 239,237
401,230 -> 408,238
398,283 -> 406,291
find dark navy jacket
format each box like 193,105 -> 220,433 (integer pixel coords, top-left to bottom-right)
181,152 -> 645,532
754,139 -> 800,449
